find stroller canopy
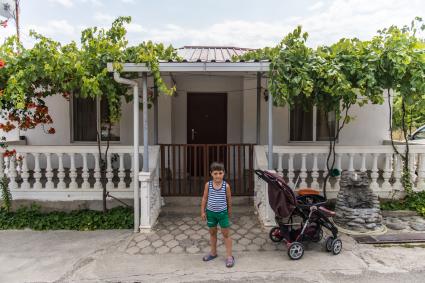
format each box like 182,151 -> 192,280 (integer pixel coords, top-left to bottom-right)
255,170 -> 297,218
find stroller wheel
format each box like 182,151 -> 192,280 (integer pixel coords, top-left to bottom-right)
269,227 -> 283,242
331,239 -> 343,255
325,236 -> 334,252
287,242 -> 304,260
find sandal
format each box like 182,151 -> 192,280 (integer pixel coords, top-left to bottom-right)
202,253 -> 218,261
225,256 -> 235,268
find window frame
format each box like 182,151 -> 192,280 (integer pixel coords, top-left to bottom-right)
70,94 -> 121,144
288,105 -> 338,143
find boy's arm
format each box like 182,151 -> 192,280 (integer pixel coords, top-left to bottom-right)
226,183 -> 232,217
201,183 -> 208,218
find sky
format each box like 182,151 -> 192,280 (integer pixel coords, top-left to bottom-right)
0,0 -> 424,48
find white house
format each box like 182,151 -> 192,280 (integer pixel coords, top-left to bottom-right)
1,46 -> 425,231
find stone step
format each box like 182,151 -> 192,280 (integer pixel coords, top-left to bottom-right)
161,196 -> 255,217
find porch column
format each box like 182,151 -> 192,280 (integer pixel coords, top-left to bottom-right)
268,87 -> 273,170
153,84 -> 158,145
256,72 -> 261,145
133,76 -> 140,232
142,72 -> 149,171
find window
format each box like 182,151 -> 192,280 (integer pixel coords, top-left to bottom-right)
72,96 -> 120,142
290,103 -> 336,142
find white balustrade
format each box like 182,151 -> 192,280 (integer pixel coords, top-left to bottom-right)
57,153 -> 66,190
33,153 -> 42,190
45,153 -> 54,188
0,146 -> 159,201
393,154 -> 402,191
106,153 -> 114,190
69,153 -> 78,190
333,153 -> 342,192
287,153 -> 295,188
322,153 -> 332,191
370,153 -> 379,190
311,153 -> 319,189
299,153 -> 308,188
81,153 -> 90,189
382,153 -> 392,190
260,145 -> 425,199
93,152 -> 102,190
20,153 -> 30,190
277,153 -> 283,177
118,153 -> 126,190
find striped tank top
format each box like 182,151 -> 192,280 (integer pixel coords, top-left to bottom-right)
207,180 -> 227,212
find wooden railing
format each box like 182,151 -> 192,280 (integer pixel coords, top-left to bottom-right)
160,144 -> 254,196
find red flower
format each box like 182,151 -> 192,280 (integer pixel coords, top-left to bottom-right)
0,59 -> 5,68
3,149 -> 16,158
62,92 -> 70,101
0,121 -> 16,132
47,127 -> 56,134
0,20 -> 7,28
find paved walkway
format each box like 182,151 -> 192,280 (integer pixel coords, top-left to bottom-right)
2,207 -> 425,282
125,211 -> 280,255
125,208 -> 425,256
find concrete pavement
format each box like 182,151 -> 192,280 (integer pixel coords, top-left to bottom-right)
2,229 -> 425,283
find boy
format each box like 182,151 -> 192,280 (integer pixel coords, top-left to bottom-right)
201,162 -> 234,268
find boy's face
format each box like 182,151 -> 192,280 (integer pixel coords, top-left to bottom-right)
210,170 -> 224,182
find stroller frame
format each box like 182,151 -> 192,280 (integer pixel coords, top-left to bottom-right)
255,169 -> 342,260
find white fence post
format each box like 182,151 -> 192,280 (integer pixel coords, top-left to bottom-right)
139,171 -> 152,232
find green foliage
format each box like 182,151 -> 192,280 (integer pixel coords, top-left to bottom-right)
0,177 -> 11,212
235,26 -> 387,198
381,191 -> 425,217
392,94 -> 425,131
0,16 -> 181,129
372,17 -> 425,194
0,205 -> 133,230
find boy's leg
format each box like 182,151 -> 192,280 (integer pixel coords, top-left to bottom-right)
209,227 -> 218,255
221,228 -> 232,258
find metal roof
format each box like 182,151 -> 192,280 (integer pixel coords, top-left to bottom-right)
176,46 -> 255,62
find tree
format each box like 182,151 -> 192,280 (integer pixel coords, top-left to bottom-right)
236,27 -> 384,198
0,16 -> 181,212
373,17 -> 425,194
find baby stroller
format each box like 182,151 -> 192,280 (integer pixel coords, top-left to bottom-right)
255,169 -> 342,260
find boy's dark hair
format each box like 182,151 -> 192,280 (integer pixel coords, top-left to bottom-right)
210,162 -> 225,172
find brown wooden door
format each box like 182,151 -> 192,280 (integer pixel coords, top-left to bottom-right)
187,93 -> 227,144
187,93 -> 227,176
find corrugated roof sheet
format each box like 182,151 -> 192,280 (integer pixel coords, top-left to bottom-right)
176,46 -> 255,62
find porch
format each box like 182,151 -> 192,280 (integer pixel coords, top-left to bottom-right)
2,144 -> 425,229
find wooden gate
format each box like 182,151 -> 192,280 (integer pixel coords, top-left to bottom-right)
160,144 -> 254,196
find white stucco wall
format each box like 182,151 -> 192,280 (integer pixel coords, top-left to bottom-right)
242,77 -> 391,146
3,74 -> 390,146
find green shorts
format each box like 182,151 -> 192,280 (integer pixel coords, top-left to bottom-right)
206,209 -> 230,228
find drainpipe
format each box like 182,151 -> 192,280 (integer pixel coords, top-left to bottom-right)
113,71 -> 140,233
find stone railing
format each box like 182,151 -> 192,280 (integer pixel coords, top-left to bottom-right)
0,145 -> 160,201
254,145 -> 425,227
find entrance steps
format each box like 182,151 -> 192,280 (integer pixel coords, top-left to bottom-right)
161,196 -> 254,216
